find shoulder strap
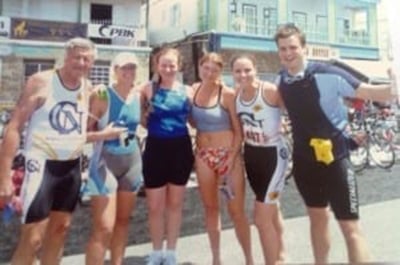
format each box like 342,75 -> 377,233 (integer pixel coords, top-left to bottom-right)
217,84 -> 223,104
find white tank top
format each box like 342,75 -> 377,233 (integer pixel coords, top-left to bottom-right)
236,83 -> 282,147
24,71 -> 88,160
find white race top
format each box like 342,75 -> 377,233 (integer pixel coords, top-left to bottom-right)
236,83 -> 282,147
24,71 -> 88,160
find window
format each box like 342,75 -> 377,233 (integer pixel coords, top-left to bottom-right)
292,11 -> 307,32
89,61 -> 111,86
90,37 -> 111,45
315,15 -> 328,41
263,7 -> 277,36
90,4 -> 112,24
24,59 -> 55,81
90,4 -> 113,44
242,4 -> 257,34
353,9 -> 367,32
170,3 -> 181,27
337,18 -> 350,42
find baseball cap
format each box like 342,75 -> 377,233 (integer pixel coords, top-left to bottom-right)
113,52 -> 139,67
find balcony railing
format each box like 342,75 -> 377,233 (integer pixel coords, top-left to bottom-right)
337,30 -> 370,46
198,14 -> 370,46
229,17 -> 277,38
303,28 -> 329,43
228,18 -> 329,43
90,19 -> 112,25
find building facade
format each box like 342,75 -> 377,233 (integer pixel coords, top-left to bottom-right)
0,0 -> 151,110
148,0 -> 388,85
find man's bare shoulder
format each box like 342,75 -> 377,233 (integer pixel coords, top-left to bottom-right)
26,70 -> 54,91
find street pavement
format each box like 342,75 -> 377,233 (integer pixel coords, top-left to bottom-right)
61,199 -> 400,264
61,164 -> 400,265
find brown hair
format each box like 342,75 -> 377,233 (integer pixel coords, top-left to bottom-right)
230,54 -> 257,70
151,47 -> 182,85
274,23 -> 306,47
152,47 -> 182,72
199,52 -> 224,69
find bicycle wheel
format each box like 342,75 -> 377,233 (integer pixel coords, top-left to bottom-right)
368,138 -> 396,169
282,135 -> 293,181
349,146 -> 368,173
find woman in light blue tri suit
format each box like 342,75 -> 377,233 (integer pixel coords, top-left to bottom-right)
85,52 -> 143,265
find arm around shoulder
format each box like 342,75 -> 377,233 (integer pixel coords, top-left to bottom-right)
223,86 -> 243,154
138,81 -> 153,128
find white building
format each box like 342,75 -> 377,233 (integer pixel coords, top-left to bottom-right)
0,0 -> 151,107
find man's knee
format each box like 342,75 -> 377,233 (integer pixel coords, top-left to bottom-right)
18,232 -> 43,254
47,218 -> 72,239
338,219 -> 364,240
308,207 -> 330,226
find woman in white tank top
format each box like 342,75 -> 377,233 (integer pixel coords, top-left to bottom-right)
232,54 -> 288,265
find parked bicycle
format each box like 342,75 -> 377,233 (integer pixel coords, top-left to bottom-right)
349,103 -> 396,172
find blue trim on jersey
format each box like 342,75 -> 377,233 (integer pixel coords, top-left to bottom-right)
278,62 -> 361,161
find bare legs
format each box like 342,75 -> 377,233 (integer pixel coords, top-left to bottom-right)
253,202 -> 285,265
338,219 -> 370,263
307,207 -> 370,264
86,195 -> 117,265
110,192 -> 137,265
146,184 -> 186,251
12,212 -> 72,265
196,156 -> 253,265
85,191 -> 137,265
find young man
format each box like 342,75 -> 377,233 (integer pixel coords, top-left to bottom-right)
0,37 -> 123,265
274,24 -> 394,263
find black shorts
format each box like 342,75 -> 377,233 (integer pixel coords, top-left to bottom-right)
293,156 -> 359,220
143,135 -> 194,188
21,157 -> 81,224
244,144 -> 288,203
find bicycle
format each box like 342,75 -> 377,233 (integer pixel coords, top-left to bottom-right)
349,107 -> 396,172
281,115 -> 293,182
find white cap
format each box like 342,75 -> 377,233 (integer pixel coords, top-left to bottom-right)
113,52 -> 139,67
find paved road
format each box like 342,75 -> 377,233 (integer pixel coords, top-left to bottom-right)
61,164 -> 400,264
63,199 -> 400,264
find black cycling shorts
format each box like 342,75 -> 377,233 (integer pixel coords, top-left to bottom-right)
143,135 -> 194,188
21,157 -> 81,224
292,156 -> 359,220
244,143 -> 288,203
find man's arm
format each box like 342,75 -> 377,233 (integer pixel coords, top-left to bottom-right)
327,63 -> 395,103
355,82 -> 394,103
0,73 -> 46,201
